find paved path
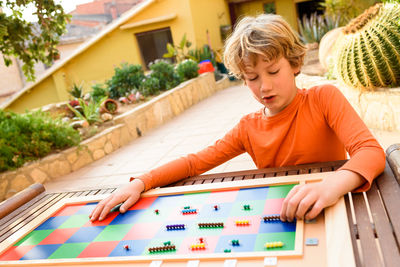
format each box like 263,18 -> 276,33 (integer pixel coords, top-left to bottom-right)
44,82 -> 400,192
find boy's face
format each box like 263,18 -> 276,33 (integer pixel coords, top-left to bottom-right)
242,55 -> 300,116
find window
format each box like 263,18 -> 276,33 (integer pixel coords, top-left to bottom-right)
264,2 -> 276,14
135,27 -> 173,68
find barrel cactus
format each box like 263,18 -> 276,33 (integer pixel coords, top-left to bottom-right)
333,2 -> 400,91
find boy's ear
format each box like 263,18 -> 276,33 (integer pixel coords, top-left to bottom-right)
293,65 -> 301,76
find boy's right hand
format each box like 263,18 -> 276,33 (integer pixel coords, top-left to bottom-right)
89,178 -> 145,221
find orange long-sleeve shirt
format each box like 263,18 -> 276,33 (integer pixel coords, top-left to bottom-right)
137,84 -> 385,192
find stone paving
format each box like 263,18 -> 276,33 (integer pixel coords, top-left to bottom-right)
44,80 -> 400,193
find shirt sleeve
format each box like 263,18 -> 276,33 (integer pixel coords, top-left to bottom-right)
315,84 -> 385,191
137,119 -> 247,191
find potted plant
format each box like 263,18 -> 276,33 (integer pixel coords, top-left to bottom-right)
100,98 -> 119,114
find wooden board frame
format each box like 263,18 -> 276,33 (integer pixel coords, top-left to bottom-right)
0,172 -> 355,266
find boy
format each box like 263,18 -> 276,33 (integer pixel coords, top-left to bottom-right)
90,14 -> 385,222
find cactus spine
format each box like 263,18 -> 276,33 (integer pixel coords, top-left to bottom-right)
334,3 -> 400,91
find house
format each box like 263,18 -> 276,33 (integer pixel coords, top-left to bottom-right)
2,0 -> 318,112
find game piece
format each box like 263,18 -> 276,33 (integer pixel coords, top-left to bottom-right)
235,220 -> 250,226
264,241 -> 284,248
184,206 -> 191,209
163,241 -> 171,246
231,239 -> 240,246
148,245 -> 176,253
214,205 -> 219,210
224,249 -> 231,253
190,243 -> 206,250
305,218 -> 317,224
110,203 -> 122,213
305,238 -> 319,246
182,208 -> 197,214
154,209 -> 159,215
123,244 -> 130,250
243,204 -> 251,210
263,215 -> 281,222
166,224 -> 185,230
199,237 -> 204,243
198,222 -> 224,228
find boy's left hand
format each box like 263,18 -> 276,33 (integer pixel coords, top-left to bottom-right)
280,170 -> 365,222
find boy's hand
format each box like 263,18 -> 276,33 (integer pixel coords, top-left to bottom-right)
280,170 -> 365,222
89,179 -> 145,221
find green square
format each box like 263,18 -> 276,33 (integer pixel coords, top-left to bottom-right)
229,200 -> 265,217
93,224 -> 132,241
266,184 -> 296,199
254,232 -> 296,251
49,242 -> 89,259
58,214 -> 90,229
142,237 -> 184,255
14,230 -> 54,246
134,205 -> 176,223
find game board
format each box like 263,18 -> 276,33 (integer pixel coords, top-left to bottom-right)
0,179 -> 304,264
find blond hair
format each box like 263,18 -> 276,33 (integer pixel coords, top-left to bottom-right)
224,14 -> 306,78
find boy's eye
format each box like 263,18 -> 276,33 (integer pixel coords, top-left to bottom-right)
268,69 -> 280,75
246,76 -> 258,81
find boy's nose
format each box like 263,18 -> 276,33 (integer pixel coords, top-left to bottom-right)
260,77 -> 272,92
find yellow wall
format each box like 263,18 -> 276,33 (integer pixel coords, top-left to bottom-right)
234,0 -> 298,30
188,0 -> 230,55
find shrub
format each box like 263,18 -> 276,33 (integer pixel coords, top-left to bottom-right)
148,59 -> 180,90
139,76 -> 161,96
67,97 -> 106,125
176,59 -> 199,81
68,82 -> 84,99
90,83 -> 109,102
0,110 -> 80,172
297,12 -> 340,44
107,63 -> 145,99
189,45 -> 216,66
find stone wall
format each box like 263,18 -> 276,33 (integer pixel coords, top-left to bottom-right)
296,74 -> 400,132
0,73 -> 234,201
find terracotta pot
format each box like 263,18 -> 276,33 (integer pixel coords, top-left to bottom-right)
100,98 -> 119,114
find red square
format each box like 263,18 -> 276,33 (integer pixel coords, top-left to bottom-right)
206,190 -> 239,203
53,204 -> 86,216
0,245 -> 35,260
77,241 -> 119,258
221,215 -> 261,235
263,198 -> 284,214
39,228 -> 79,245
177,236 -> 219,254
128,196 -> 157,210
123,222 -> 162,240
83,211 -> 119,227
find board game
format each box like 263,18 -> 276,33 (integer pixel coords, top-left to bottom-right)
0,179 -> 304,264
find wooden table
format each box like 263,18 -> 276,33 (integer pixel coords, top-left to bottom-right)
1,144 -> 399,267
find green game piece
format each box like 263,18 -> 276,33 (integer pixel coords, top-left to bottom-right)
184,206 -> 190,209
224,249 -> 231,253
164,241 -> 171,246
48,242 -> 89,259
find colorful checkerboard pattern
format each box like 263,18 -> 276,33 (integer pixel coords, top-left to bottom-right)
0,184 -> 297,261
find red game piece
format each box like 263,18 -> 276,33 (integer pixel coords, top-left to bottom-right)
199,237 -> 204,243
214,205 -> 218,210
124,244 -> 130,250
154,209 -> 159,215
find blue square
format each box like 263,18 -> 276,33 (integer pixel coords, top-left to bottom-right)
197,203 -> 233,218
21,244 -> 61,260
36,216 -> 70,230
109,239 -> 150,256
258,221 -> 296,233
214,234 -> 257,253
66,226 -> 105,243
236,187 -> 269,201
75,203 -> 97,214
109,210 -> 147,225
150,194 -> 185,207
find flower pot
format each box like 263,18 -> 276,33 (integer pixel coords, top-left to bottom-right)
100,98 -> 119,114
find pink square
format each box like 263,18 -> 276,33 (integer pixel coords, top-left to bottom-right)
221,215 -> 261,235
263,198 -> 284,214
0,245 -> 35,260
206,190 -> 239,203
123,222 -> 162,240
84,211 -> 119,227
78,241 -> 119,258
39,228 -> 79,245
53,204 -> 86,216
177,236 -> 219,254
128,196 -> 157,210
